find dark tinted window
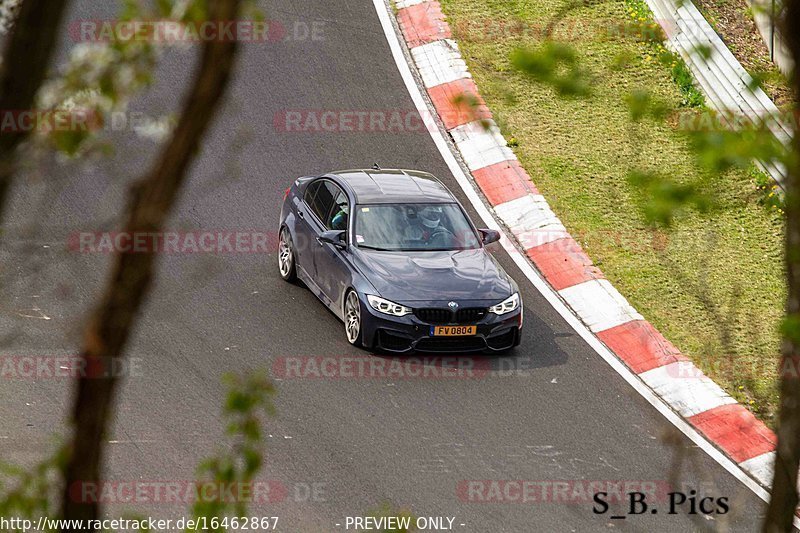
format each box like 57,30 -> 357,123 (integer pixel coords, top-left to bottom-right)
305,180 -> 348,230
307,180 -> 335,224
303,181 -> 321,208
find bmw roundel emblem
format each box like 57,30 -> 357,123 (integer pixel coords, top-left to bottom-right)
448,301 -> 459,310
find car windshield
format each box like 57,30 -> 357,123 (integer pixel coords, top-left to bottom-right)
354,203 -> 481,251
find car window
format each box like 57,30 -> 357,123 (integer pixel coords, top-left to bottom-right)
327,190 -> 349,231
303,181 -> 321,209
354,203 -> 480,251
306,180 -> 336,225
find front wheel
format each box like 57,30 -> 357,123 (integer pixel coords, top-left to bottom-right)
344,290 -> 363,347
278,227 -> 297,282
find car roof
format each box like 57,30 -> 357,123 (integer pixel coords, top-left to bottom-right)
326,168 -> 455,204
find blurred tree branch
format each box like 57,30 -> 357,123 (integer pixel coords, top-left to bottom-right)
763,0 -> 800,529
59,0 -> 242,526
0,0 -> 70,221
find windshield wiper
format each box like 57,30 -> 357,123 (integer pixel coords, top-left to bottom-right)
358,245 -> 395,251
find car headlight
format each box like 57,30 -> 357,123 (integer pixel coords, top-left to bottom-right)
489,293 -> 520,315
367,295 -> 412,317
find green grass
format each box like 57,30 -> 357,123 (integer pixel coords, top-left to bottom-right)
439,0 -> 786,424
624,0 -> 706,108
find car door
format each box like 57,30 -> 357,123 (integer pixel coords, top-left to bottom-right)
312,184 -> 352,313
293,180 -> 326,280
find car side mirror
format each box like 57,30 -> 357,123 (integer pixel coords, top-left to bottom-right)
319,229 -> 347,249
479,228 -> 501,245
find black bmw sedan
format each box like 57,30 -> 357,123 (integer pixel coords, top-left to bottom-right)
277,168 -> 523,353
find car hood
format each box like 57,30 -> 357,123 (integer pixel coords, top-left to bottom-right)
352,248 -> 514,303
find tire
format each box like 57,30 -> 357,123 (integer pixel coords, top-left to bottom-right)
343,290 -> 364,347
278,227 -> 297,282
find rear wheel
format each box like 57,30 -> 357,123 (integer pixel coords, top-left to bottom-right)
344,290 -> 363,347
278,227 -> 297,282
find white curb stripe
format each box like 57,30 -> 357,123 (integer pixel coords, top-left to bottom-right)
394,0 -> 427,8
494,194 -> 566,231
740,452 -> 776,487
410,40 -> 471,88
493,194 -> 569,248
639,362 -> 737,417
515,228 -> 571,249
559,279 -> 643,332
739,452 -> 800,494
449,120 -> 516,171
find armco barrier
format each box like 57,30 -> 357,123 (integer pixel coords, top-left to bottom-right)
644,0 -> 792,188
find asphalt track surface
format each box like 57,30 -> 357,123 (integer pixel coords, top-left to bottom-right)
0,0 -> 773,531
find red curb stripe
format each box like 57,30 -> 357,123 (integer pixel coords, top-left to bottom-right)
525,237 -> 604,291
596,320 -> 688,374
397,3 -> 451,48
688,404 -> 776,463
428,78 -> 492,130
472,160 -> 538,205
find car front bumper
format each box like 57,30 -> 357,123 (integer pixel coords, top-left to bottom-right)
360,297 -> 523,354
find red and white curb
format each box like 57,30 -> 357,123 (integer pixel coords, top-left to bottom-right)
392,0 -> 792,498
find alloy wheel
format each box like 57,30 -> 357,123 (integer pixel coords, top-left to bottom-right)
344,291 -> 362,345
278,228 -> 296,281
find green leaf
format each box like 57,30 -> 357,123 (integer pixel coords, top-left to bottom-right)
510,41 -> 591,97
780,315 -> 800,345
627,171 -> 712,227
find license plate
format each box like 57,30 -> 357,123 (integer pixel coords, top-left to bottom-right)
430,325 -> 477,336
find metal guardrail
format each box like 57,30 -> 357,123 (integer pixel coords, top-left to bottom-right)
749,0 -> 793,76
645,0 -> 792,188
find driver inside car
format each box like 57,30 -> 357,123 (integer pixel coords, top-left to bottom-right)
330,204 -> 349,231
403,206 -> 456,248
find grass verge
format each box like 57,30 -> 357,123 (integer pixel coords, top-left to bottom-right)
439,0 -> 786,425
